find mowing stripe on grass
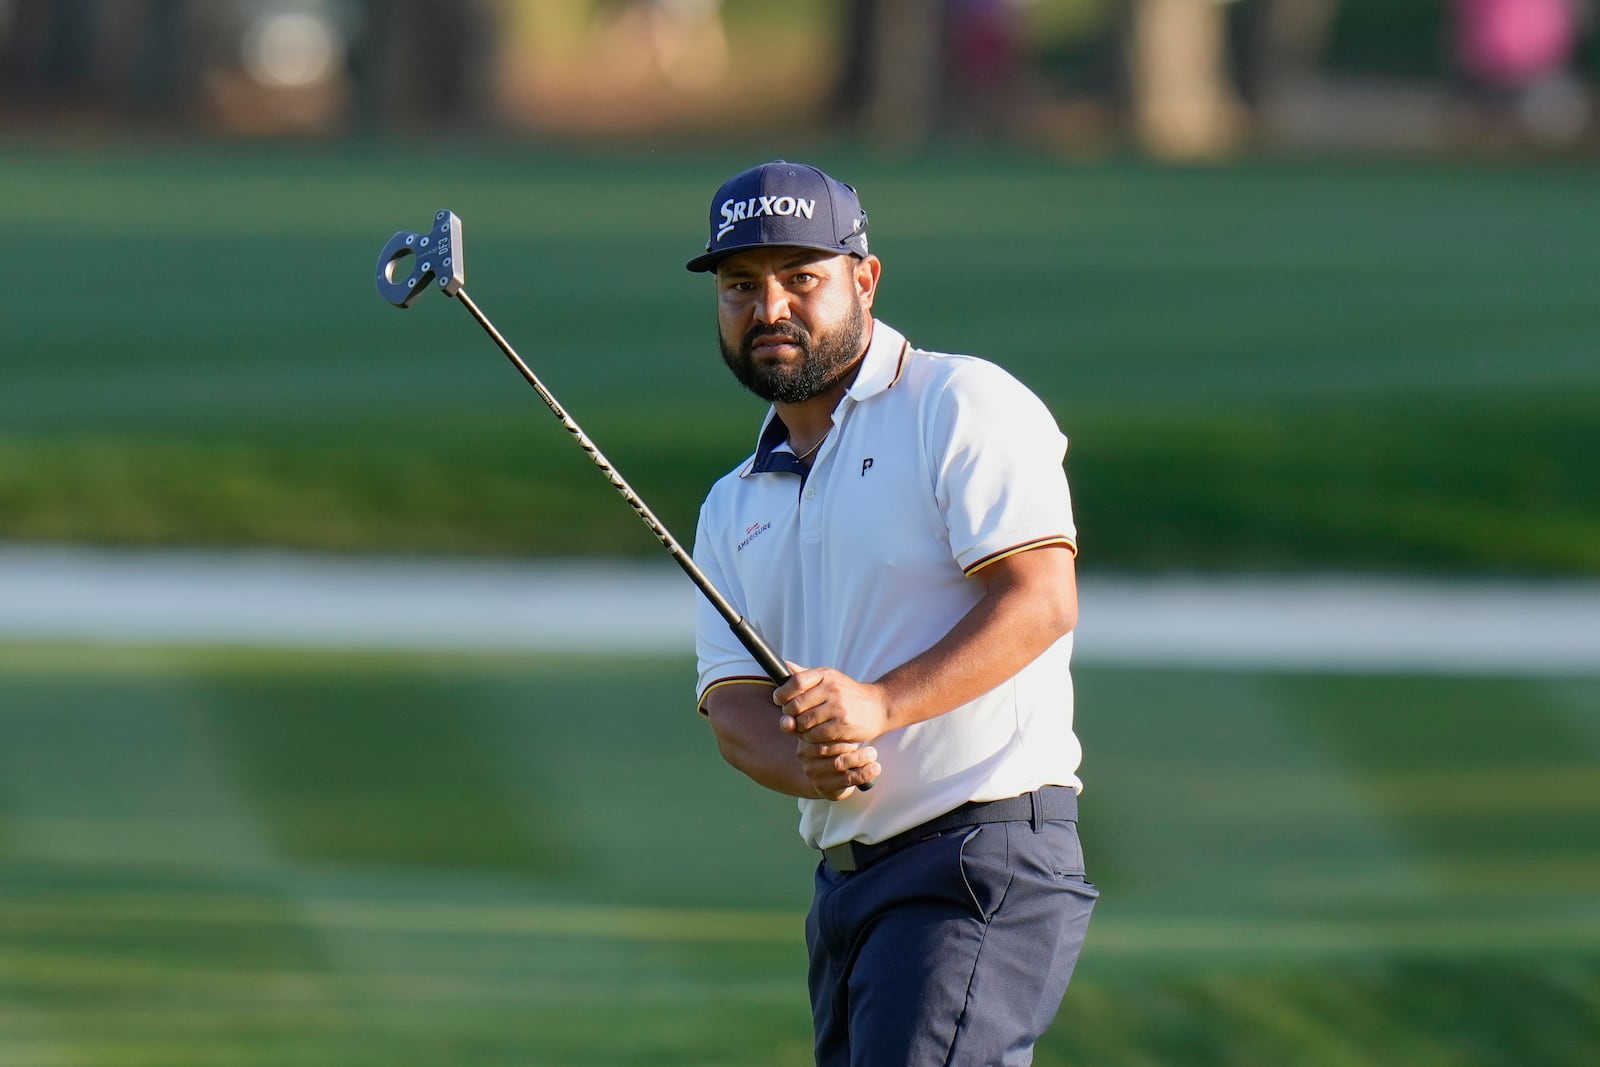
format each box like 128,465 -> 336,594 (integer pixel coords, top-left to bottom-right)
0,890 -> 798,944
4,892 -> 1596,960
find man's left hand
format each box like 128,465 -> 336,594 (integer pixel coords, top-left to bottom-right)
775,663 -> 891,744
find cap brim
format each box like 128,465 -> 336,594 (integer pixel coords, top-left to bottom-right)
685,240 -> 861,273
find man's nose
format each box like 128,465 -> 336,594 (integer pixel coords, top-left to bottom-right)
753,278 -> 791,324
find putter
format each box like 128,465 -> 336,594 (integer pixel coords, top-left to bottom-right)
375,211 -> 873,789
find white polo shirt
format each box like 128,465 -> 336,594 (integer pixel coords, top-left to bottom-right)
693,320 -> 1081,850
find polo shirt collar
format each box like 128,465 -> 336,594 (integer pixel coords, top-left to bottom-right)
844,319 -> 911,402
746,320 -> 911,477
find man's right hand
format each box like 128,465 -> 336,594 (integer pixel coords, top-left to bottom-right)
797,739 -> 881,800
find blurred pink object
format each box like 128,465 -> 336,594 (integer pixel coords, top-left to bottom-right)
1452,0 -> 1579,88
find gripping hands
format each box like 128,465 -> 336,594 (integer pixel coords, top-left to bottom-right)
775,664 -> 885,796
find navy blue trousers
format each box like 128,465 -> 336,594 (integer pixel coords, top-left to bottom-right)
805,814 -> 1097,1067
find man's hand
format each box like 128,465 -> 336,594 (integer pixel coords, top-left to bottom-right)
775,663 -> 892,744
703,674 -> 880,800
797,739 -> 881,800
775,663 -> 886,796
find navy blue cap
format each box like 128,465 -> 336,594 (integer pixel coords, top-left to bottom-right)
685,160 -> 869,273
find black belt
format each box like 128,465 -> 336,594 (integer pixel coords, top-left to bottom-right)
820,786 -> 1079,874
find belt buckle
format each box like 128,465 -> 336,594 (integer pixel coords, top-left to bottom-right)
822,842 -> 858,873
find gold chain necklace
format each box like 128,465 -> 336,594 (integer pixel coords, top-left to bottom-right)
793,432 -> 828,461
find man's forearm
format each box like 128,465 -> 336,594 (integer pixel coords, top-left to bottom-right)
775,546 -> 1078,746
705,685 -> 819,798
877,555 -> 1073,731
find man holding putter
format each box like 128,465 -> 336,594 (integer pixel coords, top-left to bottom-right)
689,161 -> 1097,1066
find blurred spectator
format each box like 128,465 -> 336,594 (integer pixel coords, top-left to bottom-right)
1126,0 -> 1247,158
940,0 -> 1029,138
349,0 -> 498,131
577,0 -> 728,97
1453,0 -> 1578,86
1449,0 -> 1593,143
0,0 -> 100,107
637,0 -> 728,92
828,0 -> 945,144
830,0 -> 1034,145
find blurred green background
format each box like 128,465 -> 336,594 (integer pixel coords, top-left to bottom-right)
6,146 -> 1596,573
4,1 -> 1600,1064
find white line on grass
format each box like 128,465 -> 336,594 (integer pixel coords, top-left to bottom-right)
1,545 -> 1596,674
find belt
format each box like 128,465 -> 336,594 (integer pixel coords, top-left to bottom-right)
820,786 -> 1079,874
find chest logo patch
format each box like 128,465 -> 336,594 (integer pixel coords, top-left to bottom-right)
737,520 -> 773,552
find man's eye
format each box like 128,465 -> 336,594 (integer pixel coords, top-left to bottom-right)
791,273 -> 816,285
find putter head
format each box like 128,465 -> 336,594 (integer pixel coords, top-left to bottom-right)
375,210 -> 465,308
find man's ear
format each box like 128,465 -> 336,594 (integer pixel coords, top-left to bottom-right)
855,255 -> 882,311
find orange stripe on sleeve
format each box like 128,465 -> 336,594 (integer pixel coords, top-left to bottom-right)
962,536 -> 1078,577
696,676 -> 779,716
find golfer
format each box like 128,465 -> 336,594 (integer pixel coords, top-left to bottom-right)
689,160 -> 1096,1066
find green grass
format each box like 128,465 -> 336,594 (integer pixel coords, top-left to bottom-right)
3,144 -> 1598,573
1,645 -> 1596,1065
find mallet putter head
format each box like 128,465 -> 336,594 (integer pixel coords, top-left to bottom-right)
376,210 -> 466,308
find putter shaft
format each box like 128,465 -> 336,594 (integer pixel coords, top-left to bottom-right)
452,288 -> 792,686
377,211 -> 872,790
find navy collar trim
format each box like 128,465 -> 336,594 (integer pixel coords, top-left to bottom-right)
746,413 -> 809,477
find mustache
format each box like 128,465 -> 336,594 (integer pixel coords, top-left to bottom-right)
743,320 -> 811,350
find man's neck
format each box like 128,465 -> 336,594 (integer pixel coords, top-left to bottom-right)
773,319 -> 874,450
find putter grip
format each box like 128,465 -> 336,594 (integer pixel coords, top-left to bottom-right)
727,618 -> 875,793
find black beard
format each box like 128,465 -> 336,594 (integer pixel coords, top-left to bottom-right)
720,302 -> 868,404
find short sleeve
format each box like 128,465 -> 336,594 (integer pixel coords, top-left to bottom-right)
930,362 -> 1076,575
692,497 -> 769,712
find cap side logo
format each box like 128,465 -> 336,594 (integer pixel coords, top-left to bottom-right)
716,195 -> 817,241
